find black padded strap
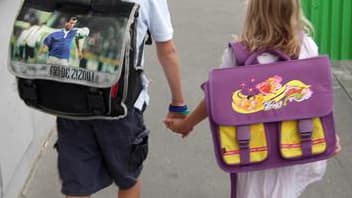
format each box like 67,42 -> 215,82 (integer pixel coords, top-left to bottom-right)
136,30 -> 153,67
136,39 -> 146,67
87,88 -> 106,115
18,79 -> 38,106
145,30 -> 153,45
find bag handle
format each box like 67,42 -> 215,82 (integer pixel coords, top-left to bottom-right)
244,49 -> 291,66
55,0 -> 135,13
56,0 -> 91,5
56,0 -> 92,11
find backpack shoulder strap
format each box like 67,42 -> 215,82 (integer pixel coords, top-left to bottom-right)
230,173 -> 237,198
228,42 -> 292,66
228,42 -> 251,66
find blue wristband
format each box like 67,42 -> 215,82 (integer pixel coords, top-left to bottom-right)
169,104 -> 189,115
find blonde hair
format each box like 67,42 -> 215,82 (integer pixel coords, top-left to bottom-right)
240,0 -> 313,58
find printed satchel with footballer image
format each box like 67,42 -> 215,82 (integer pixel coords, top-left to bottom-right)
202,42 -> 337,198
8,0 -> 144,119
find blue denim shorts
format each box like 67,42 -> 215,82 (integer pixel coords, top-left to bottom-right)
55,109 -> 149,196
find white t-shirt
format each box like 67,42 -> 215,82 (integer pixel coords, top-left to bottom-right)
125,0 -> 173,45
124,0 -> 174,109
220,36 -> 327,198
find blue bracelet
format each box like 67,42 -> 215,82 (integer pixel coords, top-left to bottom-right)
169,104 -> 190,115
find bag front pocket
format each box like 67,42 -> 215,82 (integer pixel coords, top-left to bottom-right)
280,118 -> 327,159
219,123 -> 268,165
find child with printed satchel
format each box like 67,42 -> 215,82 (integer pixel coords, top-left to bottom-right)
165,0 -> 341,198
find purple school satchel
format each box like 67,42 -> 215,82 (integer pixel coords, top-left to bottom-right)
202,42 -> 337,198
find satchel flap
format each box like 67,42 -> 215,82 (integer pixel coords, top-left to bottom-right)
207,56 -> 333,126
8,1 -> 138,88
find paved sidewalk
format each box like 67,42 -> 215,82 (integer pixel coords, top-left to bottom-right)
22,0 -> 352,197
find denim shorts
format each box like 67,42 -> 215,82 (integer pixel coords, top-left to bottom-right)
55,109 -> 149,196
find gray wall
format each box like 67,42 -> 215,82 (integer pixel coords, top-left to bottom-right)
0,0 -> 55,197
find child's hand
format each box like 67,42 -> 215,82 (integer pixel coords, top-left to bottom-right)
164,118 -> 193,137
166,111 -> 187,119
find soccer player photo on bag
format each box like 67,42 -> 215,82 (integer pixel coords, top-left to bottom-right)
10,7 -> 130,86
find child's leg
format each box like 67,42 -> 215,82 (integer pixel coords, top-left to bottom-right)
93,109 -> 148,197
56,118 -> 114,197
118,180 -> 141,198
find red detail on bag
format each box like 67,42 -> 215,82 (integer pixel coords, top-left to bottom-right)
223,146 -> 267,156
111,83 -> 119,98
281,138 -> 326,149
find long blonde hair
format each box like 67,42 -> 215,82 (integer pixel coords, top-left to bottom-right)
240,0 -> 313,58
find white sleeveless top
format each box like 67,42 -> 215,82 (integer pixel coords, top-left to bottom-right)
220,36 -> 327,198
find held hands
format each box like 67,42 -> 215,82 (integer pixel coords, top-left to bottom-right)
164,117 -> 193,137
164,104 -> 193,137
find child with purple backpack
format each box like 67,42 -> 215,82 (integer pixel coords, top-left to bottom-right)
165,0 -> 341,197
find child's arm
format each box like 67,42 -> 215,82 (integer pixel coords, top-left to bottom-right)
165,98 -> 208,136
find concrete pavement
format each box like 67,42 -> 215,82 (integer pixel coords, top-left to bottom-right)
21,0 -> 352,197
